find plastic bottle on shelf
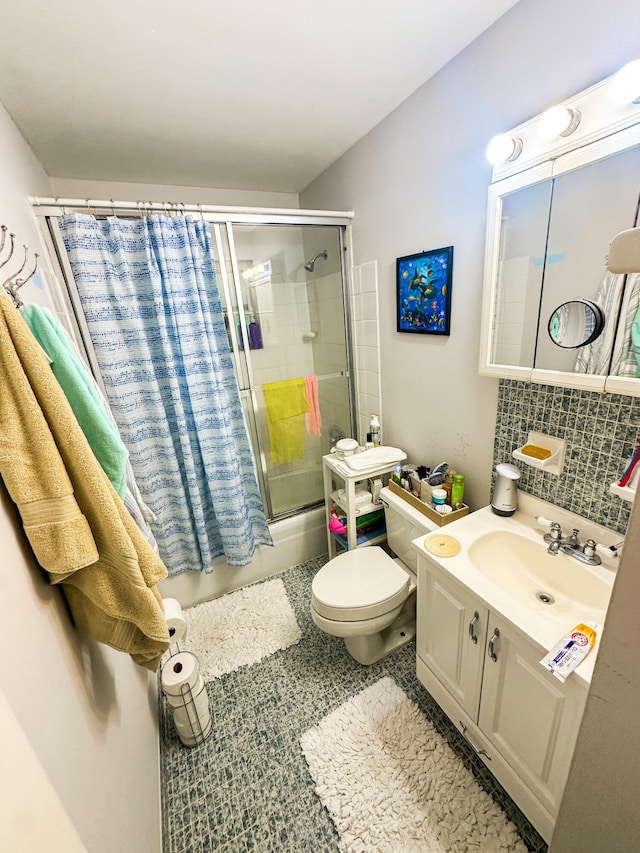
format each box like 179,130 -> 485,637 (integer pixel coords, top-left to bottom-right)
451,473 -> 465,507
443,471 -> 454,506
369,414 -> 381,447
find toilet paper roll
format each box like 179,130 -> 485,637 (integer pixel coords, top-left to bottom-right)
173,688 -> 210,725
161,651 -> 201,697
176,713 -> 213,747
164,674 -> 205,709
174,701 -> 211,736
162,598 -> 188,643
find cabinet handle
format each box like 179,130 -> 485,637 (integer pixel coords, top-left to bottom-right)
488,627 -> 500,662
459,721 -> 492,761
468,611 -> 479,644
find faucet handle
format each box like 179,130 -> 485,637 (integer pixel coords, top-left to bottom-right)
596,540 -> 624,560
583,539 -> 597,558
544,522 -> 563,543
561,528 -> 581,549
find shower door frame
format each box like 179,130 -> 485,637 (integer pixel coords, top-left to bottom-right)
34,200 -> 357,522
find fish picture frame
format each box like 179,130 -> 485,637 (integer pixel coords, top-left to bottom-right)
396,246 -> 453,335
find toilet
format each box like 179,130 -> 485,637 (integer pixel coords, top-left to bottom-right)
311,485 -> 439,664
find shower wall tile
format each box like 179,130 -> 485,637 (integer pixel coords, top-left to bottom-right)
494,380 -> 639,534
353,261 -> 382,444
310,272 -> 346,376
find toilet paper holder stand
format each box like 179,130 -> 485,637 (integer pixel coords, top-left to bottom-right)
162,640 -> 212,748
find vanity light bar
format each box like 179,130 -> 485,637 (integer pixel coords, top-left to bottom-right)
609,59 -> 640,106
486,59 -> 640,177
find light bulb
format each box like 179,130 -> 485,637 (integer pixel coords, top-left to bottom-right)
486,134 -> 523,165
609,59 -> 640,105
538,105 -> 581,140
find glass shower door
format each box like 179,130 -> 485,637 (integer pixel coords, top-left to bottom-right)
215,222 -> 354,519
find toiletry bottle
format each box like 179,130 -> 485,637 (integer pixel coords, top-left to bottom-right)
451,473 -> 465,507
369,414 -> 381,447
443,470 -> 454,506
365,432 -> 374,451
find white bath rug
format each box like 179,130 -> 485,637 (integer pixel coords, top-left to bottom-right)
184,578 -> 302,681
300,677 -> 528,853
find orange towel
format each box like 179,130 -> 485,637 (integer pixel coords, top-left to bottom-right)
304,375 -> 322,437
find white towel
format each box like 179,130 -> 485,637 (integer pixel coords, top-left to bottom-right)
343,446 -> 407,472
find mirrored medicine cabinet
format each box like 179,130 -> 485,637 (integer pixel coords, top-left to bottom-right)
479,71 -> 640,396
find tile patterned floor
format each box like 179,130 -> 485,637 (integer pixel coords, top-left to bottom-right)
160,556 -> 549,853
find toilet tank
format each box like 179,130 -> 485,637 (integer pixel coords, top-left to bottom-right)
379,486 -> 439,574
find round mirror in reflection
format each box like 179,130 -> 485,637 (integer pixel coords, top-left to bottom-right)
548,299 -> 604,349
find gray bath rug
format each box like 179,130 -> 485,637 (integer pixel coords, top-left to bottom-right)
184,578 -> 302,681
300,676 -> 528,853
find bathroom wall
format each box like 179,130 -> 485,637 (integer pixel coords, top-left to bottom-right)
299,0 -> 640,512
48,176 -> 300,210
299,4 -> 640,841
0,101 -> 163,853
494,380 -> 636,534
353,261 -> 383,444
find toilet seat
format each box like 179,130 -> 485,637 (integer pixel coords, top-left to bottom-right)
311,547 -> 410,622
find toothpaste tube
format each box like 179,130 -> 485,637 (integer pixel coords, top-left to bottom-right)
540,622 -> 597,682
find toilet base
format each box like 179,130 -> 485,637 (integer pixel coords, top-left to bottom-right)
344,615 -> 416,665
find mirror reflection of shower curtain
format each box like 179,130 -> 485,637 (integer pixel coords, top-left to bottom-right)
59,212 -> 272,575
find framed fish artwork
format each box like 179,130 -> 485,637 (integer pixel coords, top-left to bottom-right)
396,246 -> 453,335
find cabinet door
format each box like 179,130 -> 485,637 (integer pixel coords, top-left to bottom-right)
417,560 -> 488,720
479,618 -> 587,816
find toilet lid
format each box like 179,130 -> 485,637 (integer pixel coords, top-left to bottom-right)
312,547 -> 410,622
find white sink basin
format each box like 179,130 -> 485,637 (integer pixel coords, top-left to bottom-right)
414,496 -> 619,683
468,529 -> 612,621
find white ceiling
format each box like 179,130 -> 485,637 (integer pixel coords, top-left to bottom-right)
0,0 -> 520,193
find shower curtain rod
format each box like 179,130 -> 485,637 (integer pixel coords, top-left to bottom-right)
30,196 -> 354,223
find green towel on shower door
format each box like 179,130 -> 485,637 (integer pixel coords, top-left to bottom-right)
263,378 -> 311,464
20,304 -> 128,498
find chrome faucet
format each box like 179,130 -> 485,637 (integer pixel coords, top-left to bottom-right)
542,521 -> 601,565
560,528 -> 581,552
544,522 -> 563,555
571,538 -> 601,566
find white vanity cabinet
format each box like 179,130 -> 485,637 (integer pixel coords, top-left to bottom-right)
416,554 -> 588,841
417,562 -> 488,719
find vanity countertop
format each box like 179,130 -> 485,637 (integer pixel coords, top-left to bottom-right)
413,493 -> 619,685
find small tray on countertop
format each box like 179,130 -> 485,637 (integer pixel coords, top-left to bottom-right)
388,480 -> 469,527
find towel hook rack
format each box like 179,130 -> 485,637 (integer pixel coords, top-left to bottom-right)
0,222 -> 40,308
2,244 -> 29,288
3,253 -> 39,309
0,231 -> 16,270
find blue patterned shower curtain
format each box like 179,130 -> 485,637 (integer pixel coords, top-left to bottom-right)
60,213 -> 272,574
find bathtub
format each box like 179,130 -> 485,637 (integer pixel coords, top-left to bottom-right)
158,503 -> 327,609
268,467 -> 325,518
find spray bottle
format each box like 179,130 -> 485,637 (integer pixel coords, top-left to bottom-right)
369,414 -> 381,447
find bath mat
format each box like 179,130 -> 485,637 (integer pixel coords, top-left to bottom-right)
300,677 -> 527,853
184,578 -> 302,680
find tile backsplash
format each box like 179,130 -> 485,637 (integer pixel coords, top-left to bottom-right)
493,380 -> 639,534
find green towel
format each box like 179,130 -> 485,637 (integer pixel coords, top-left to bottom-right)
21,304 -> 128,498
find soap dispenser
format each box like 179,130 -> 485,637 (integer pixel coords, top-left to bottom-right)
491,463 -> 521,516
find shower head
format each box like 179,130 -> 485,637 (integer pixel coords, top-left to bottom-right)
304,250 -> 327,272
